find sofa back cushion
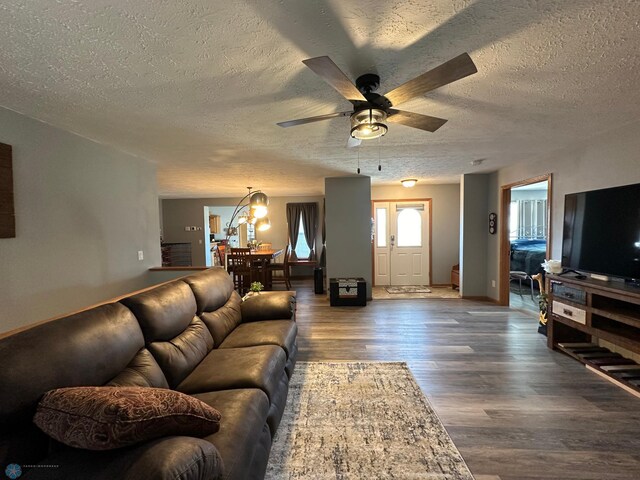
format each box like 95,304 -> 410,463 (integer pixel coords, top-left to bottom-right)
121,281 -> 214,388
147,318 -> 214,388
107,348 -> 169,389
199,292 -> 243,347
0,303 -> 144,465
183,267 -> 234,314
121,281 -> 197,340
183,268 -> 243,346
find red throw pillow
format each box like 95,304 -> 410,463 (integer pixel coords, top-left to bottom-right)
33,386 -> 221,450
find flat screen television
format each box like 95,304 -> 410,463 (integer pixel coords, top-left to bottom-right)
562,182 -> 640,281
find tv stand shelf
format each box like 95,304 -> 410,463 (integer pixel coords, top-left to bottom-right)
547,274 -> 640,395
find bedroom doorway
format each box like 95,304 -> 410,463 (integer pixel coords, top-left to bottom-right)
499,175 -> 552,308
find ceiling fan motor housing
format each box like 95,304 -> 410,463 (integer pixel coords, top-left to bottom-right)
355,73 -> 380,94
354,73 -> 393,110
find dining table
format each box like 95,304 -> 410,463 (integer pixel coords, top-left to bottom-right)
229,248 -> 284,290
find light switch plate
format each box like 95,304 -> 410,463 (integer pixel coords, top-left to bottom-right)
138,250 -> 144,261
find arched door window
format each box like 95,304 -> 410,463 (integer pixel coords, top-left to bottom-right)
397,208 -> 421,247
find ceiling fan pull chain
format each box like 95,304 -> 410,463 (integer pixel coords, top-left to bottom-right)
357,148 -> 361,174
377,137 -> 382,171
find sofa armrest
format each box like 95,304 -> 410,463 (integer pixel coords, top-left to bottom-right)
241,291 -> 296,323
23,436 -> 223,480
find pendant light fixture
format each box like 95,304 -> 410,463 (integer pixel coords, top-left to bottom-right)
226,187 -> 271,241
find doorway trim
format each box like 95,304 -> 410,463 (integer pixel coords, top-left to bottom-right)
371,198 -> 433,287
498,174 -> 552,306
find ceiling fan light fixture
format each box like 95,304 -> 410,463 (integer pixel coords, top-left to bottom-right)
350,108 -> 388,140
401,179 -> 418,188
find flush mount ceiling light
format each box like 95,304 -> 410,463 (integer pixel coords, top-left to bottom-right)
350,108 -> 388,140
401,179 -> 418,188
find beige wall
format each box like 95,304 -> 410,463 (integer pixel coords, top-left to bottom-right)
486,120 -> 640,300
372,183 -> 460,285
0,107 -> 161,333
162,195 -> 324,267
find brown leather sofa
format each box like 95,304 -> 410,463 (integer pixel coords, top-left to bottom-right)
0,267 -> 297,480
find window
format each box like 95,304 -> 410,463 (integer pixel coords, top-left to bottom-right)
509,201 -> 518,240
510,199 -> 548,240
295,218 -> 311,259
396,208 -> 421,247
376,208 -> 387,247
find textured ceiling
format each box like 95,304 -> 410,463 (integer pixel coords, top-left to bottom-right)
1,0 -> 639,197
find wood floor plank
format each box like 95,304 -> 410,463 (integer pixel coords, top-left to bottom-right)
288,279 -> 640,479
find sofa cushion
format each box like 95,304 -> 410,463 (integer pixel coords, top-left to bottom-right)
147,318 -> 214,388
33,387 -> 222,451
182,267 -> 235,315
121,281 -> 197,341
0,303 -> 144,423
192,389 -> 270,480
24,436 -> 223,480
199,291 -> 243,347
240,291 -> 296,322
177,346 -> 286,402
219,320 -> 297,359
0,303 -> 145,467
106,348 -> 169,389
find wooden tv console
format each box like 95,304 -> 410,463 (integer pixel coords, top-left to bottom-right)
547,274 -> 640,395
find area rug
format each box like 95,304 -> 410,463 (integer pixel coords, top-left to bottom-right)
265,362 -> 474,480
385,285 -> 432,294
372,286 -> 461,300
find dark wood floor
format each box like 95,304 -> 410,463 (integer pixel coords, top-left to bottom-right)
289,279 -> 640,480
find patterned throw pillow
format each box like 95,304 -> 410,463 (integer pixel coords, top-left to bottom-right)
33,386 -> 221,450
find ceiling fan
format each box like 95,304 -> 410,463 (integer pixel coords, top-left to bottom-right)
277,53 -> 477,146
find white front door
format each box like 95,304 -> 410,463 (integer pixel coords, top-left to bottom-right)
373,201 -> 430,286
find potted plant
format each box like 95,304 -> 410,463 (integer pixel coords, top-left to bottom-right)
243,281 -> 264,300
247,240 -> 262,250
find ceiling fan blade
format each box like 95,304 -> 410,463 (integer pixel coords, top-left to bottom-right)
347,136 -> 361,148
384,53 -> 477,106
302,56 -> 367,102
277,111 -> 351,128
387,109 -> 448,132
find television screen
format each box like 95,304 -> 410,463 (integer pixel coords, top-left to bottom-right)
562,183 -> 640,280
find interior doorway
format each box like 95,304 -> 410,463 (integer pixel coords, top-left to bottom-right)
499,175 -> 552,308
204,205 -> 254,266
372,200 -> 432,286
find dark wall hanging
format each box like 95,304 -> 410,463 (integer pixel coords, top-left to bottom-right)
0,142 -> 15,238
488,212 -> 497,235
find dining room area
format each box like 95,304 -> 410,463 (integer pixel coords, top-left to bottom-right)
156,190 -> 324,294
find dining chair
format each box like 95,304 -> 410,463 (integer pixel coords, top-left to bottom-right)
216,245 -> 226,268
268,244 -> 291,290
228,248 -> 253,294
